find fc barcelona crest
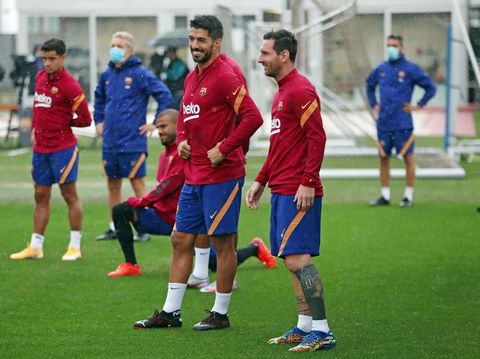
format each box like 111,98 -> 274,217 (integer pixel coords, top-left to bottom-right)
200,87 -> 207,96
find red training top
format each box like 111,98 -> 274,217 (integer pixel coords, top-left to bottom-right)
32,68 -> 91,153
256,69 -> 326,196
219,53 -> 250,156
177,55 -> 263,184
127,142 -> 184,226
219,53 -> 247,89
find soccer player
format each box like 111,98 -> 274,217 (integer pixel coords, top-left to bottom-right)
94,31 -> 172,242
366,35 -> 436,207
186,51 -> 255,290
133,15 -> 263,331
106,109 -> 184,277
246,29 -> 336,352
10,38 -> 91,261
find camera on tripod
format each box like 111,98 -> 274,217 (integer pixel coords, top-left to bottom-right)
10,55 -> 37,93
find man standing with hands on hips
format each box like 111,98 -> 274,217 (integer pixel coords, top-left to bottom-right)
366,34 -> 436,208
94,31 -> 172,241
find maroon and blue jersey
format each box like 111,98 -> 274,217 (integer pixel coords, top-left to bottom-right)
32,69 -> 91,154
256,69 -> 326,196
177,55 -> 263,185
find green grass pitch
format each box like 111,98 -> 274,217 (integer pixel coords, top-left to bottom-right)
0,138 -> 479,358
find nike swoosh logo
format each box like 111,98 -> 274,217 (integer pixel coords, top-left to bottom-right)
301,101 -> 310,109
281,228 -> 286,238
232,87 -> 240,96
170,287 -> 180,290
209,210 -> 218,219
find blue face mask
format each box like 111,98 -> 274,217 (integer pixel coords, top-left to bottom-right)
387,46 -> 400,62
109,47 -> 126,64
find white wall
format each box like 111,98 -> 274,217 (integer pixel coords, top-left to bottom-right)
15,0 -> 284,15
0,0 -> 18,33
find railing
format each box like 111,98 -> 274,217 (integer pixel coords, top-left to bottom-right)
294,0 -> 357,35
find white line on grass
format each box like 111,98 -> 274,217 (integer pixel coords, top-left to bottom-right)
6,148 -> 30,157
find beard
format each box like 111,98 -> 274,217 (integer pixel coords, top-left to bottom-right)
263,66 -> 276,78
190,46 -> 213,64
160,133 -> 175,146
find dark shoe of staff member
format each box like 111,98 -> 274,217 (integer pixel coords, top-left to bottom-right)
369,196 -> 390,207
96,229 -> 117,240
399,197 -> 413,208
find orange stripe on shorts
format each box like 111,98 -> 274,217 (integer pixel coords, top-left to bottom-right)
59,146 -> 79,184
277,210 -> 306,257
376,140 -> 387,158
399,133 -> 416,157
128,153 -> 146,179
207,182 -> 239,236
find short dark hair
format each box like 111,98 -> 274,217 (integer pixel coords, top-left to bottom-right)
387,34 -> 403,45
41,38 -> 66,55
263,29 -> 298,62
190,15 -> 223,40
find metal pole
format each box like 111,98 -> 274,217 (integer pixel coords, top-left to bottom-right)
88,14 -> 97,103
445,23 -> 452,151
452,0 -> 480,88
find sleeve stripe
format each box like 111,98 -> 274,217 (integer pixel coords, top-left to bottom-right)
300,99 -> 318,128
71,94 -> 86,113
233,85 -> 247,114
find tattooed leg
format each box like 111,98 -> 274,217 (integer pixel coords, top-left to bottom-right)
294,264 -> 326,320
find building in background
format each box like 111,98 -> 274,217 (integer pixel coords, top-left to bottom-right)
6,0 -> 480,109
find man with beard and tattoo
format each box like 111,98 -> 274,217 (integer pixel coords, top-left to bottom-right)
246,29 -> 336,352
133,15 -> 263,331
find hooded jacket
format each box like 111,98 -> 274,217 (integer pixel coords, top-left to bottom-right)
366,55 -> 436,132
94,56 -> 172,153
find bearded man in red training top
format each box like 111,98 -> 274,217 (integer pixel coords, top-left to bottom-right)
134,15 -> 263,331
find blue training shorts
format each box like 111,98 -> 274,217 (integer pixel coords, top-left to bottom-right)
175,177 -> 244,236
102,152 -> 147,179
135,207 -> 173,236
270,193 -> 322,258
378,129 -> 415,157
32,145 -> 79,186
